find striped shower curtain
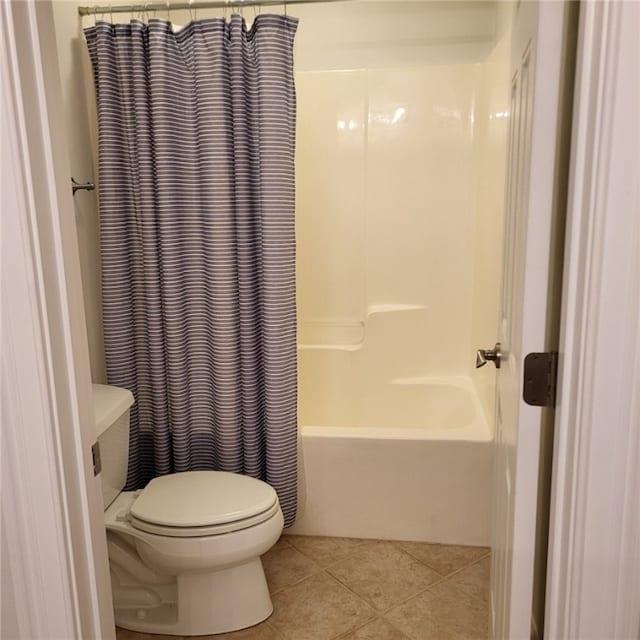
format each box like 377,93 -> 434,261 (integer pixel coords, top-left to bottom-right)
85,15 -> 299,526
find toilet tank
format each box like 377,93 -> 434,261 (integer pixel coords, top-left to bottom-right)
92,384 -> 134,510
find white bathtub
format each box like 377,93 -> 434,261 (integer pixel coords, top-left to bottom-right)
289,376 -> 493,546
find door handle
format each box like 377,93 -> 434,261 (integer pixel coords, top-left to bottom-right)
476,343 -> 502,369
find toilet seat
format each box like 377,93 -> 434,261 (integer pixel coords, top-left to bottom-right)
129,470 -> 280,538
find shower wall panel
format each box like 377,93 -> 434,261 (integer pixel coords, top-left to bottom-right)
470,34 -> 511,425
295,71 -> 367,346
296,64 -> 481,375
365,65 -> 478,373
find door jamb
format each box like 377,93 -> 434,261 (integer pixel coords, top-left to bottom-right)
545,1 -> 640,637
1,1 -> 115,638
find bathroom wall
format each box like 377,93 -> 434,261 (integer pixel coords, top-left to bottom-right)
53,1 -> 106,382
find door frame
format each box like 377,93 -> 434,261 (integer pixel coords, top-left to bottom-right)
1,1 -> 637,638
544,1 -> 640,638
1,1 -> 114,639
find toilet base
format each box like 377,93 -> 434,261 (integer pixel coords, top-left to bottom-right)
115,557 -> 273,636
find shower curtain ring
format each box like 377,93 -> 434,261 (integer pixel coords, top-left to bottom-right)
109,2 -> 113,22
189,0 -> 194,21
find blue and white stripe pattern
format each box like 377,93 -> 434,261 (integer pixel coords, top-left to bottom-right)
85,15 -> 299,526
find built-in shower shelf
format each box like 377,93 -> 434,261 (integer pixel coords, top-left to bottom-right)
297,342 -> 362,352
297,303 -> 428,351
298,317 -> 364,348
390,375 -> 471,387
366,303 -> 427,317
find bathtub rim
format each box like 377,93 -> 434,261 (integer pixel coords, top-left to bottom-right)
298,374 -> 494,442
299,424 -> 493,442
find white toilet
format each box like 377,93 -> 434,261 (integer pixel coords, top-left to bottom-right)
93,383 -> 284,636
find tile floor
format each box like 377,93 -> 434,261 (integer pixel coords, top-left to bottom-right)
115,535 -> 491,640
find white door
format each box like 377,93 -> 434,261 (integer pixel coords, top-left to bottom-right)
490,2 -> 571,638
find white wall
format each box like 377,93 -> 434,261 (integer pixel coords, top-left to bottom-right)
52,0 -> 106,382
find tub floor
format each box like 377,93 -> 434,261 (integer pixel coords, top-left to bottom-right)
116,535 -> 490,640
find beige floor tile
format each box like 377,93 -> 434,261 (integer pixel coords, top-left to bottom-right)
262,542 -> 322,593
385,583 -> 489,640
444,557 -> 490,606
327,541 -> 440,612
199,620 -> 283,639
116,622 -> 282,640
270,572 -> 376,640
115,629 -> 182,640
270,534 -> 292,552
285,535 -> 366,567
339,617 -> 411,639
394,542 -> 490,577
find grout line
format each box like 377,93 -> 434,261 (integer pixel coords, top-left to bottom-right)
324,567 -> 381,614
387,540 -> 450,577
371,577 -> 447,617
264,539 -> 326,595
265,618 -> 289,639
269,569 -> 376,640
318,538 -> 406,573
267,563 -> 325,596
274,534 -> 292,548
389,539 -> 492,579
332,616 -> 378,640
325,567 -> 446,622
283,534 -> 369,568
435,550 -> 492,583
381,615 -> 415,640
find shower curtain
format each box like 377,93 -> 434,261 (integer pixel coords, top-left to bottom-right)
85,15 -> 299,526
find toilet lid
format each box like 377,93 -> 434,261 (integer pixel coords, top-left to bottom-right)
130,471 -> 279,529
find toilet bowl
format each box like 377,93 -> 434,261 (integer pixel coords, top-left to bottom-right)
93,384 -> 284,636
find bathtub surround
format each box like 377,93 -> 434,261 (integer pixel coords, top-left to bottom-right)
470,29 -> 510,427
85,15 -> 299,525
292,6 -> 510,544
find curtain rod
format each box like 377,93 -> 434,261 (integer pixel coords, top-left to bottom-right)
78,0 -> 349,16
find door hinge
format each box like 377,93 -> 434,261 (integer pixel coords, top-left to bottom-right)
91,441 -> 102,476
523,352 -> 558,407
